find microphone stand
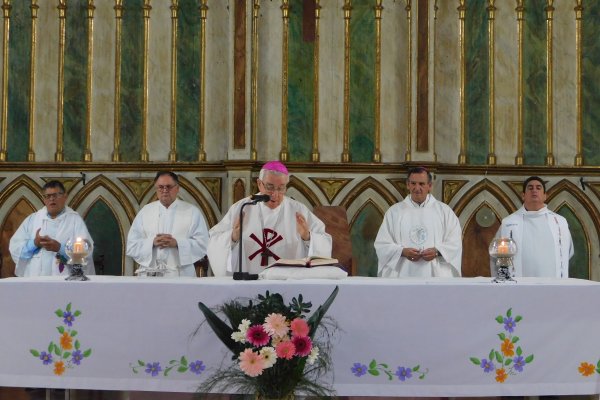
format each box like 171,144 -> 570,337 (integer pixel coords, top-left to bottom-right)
233,199 -> 261,280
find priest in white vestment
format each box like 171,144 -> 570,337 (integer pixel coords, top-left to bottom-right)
9,180 -> 95,277
375,167 -> 462,277
494,176 -> 573,278
207,161 -> 332,277
126,171 -> 209,277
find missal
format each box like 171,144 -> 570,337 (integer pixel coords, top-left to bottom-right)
267,256 -> 339,268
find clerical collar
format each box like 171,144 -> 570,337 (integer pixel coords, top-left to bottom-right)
409,194 -> 430,208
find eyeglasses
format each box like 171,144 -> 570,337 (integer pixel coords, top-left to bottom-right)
260,181 -> 287,193
42,192 -> 64,200
156,184 -> 178,192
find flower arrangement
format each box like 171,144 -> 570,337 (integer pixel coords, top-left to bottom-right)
198,286 -> 339,399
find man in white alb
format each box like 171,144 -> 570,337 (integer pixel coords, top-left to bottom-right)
494,176 -> 573,278
207,161 -> 332,276
9,180 -> 95,277
126,171 -> 209,277
375,166 -> 462,277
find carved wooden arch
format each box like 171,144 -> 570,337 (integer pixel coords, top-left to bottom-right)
547,179 -> 600,240
339,176 -> 397,210
177,175 -> 218,227
454,178 -> 516,217
86,195 -> 128,248
349,198 -> 385,227
287,176 -> 321,208
70,175 -> 137,223
0,174 -> 43,206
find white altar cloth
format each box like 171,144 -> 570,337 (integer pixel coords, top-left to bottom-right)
0,276 -> 600,396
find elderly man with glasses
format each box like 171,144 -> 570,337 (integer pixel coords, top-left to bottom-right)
126,171 -> 209,277
9,180 -> 95,277
208,161 -> 332,276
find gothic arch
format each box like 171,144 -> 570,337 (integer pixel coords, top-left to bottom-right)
70,175 -> 137,223
339,176 -> 397,210
454,178 -> 516,216
177,175 -> 218,227
546,179 -> 600,240
0,174 -> 43,206
287,176 -> 321,208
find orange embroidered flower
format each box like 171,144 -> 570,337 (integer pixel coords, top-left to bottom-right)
501,338 -> 514,357
579,362 -> 596,376
53,361 -> 65,376
60,331 -> 73,350
495,368 -> 507,383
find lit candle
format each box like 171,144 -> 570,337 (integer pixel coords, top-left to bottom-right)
497,241 -> 509,254
73,239 -> 84,254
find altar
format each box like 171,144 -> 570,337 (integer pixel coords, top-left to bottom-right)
0,276 -> 599,397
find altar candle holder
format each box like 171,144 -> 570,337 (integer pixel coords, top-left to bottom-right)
65,237 -> 92,281
489,237 -> 517,283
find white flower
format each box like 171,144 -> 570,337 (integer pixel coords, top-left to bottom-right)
231,331 -> 246,343
259,346 -> 277,369
238,319 -> 251,334
307,346 -> 319,365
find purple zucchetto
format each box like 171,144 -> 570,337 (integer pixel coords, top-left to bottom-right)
261,161 -> 289,175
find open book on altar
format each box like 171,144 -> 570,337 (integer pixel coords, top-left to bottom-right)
267,256 -> 339,268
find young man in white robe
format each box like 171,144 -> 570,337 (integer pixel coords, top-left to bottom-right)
9,180 -> 95,277
375,167 -> 462,278
207,161 -> 332,277
126,171 -> 209,277
493,176 -> 573,278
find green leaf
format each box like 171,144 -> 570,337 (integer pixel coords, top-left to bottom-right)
597,360 -> 600,369
164,367 -> 173,376
369,359 -> 377,369
504,359 -> 512,366
495,316 -> 504,323
30,349 -> 40,357
54,346 -> 61,356
511,336 -> 519,343
48,343 -> 54,353
495,351 -> 503,363
489,349 -> 495,360
55,309 -> 63,317
198,302 -> 237,354
63,352 -> 71,359
66,303 -> 72,312
369,369 -> 380,376
177,366 -> 188,373
71,330 -> 78,337
498,333 -> 506,341
516,346 -> 523,356
138,360 -> 145,366
307,286 -> 339,339
515,315 -> 522,322
506,308 -> 512,318
470,357 -> 481,365
525,354 -> 534,363
75,340 -> 81,350
412,365 -> 420,371
57,326 -> 65,334
181,356 -> 188,366
83,349 -> 92,357
379,363 -> 389,369
74,311 -> 81,317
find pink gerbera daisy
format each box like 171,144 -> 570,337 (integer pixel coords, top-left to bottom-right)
290,318 -> 310,337
239,348 -> 265,377
292,335 -> 312,357
246,325 -> 270,346
275,340 -> 296,360
263,313 -> 289,338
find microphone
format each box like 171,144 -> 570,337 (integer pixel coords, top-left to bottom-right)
233,196 -> 266,281
250,194 -> 271,203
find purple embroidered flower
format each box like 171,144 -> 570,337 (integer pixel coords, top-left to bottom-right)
39,351 -> 53,365
71,350 -> 83,366
351,363 -> 367,377
395,366 -> 413,381
503,317 -> 516,333
63,311 -> 75,327
480,358 -> 495,373
145,362 -> 162,377
189,360 -> 206,375
513,356 -> 525,372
